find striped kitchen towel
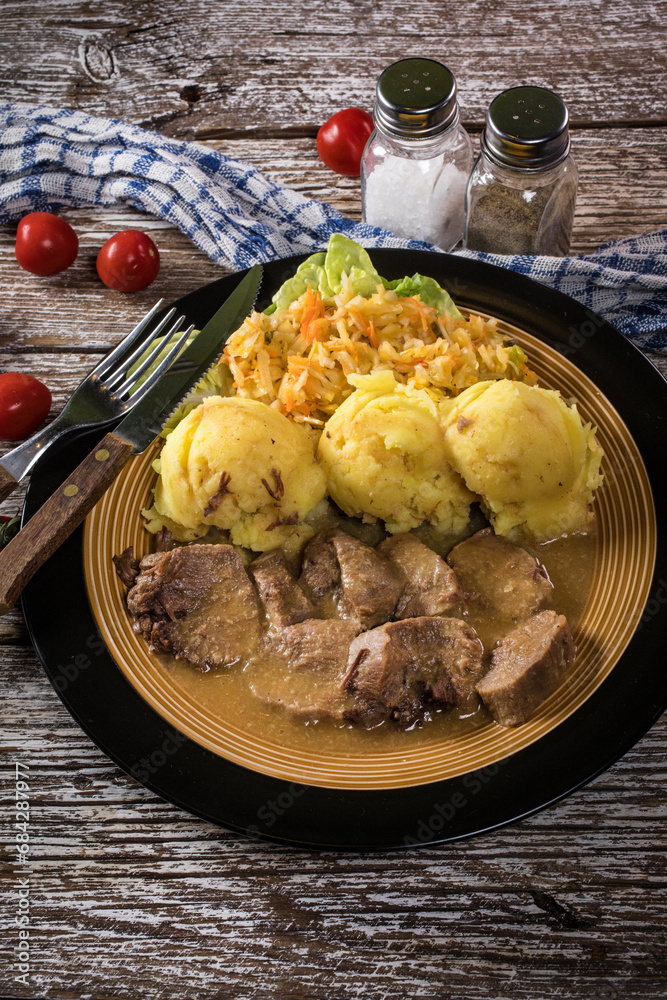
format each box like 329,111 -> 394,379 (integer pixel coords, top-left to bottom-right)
0,102 -> 665,353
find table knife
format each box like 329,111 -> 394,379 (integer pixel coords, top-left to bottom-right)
0,265 -> 262,615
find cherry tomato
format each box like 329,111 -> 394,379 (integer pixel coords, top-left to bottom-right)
316,107 -> 374,177
0,373 -> 52,441
96,230 -> 160,293
14,212 -> 79,276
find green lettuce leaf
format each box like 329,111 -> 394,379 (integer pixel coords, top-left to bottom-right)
267,233 -> 461,318
268,237 -> 384,311
382,273 -> 462,319
268,252 -> 332,312
322,233 -> 384,297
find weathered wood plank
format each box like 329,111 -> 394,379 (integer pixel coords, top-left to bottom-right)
8,884 -> 665,996
1,644 -> 666,998
0,0 -> 666,135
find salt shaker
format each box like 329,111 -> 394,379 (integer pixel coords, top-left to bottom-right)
463,86 -> 578,255
361,58 -> 473,251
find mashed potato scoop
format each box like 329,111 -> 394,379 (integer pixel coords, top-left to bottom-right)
317,371 -> 473,536
144,396 -> 326,551
441,380 -> 603,539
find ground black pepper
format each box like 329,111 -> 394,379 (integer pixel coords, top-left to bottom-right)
465,178 -> 576,255
463,86 -> 578,256
466,184 -> 550,254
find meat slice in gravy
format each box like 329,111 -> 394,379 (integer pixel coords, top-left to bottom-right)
447,528 -> 552,622
344,617 -> 484,728
248,549 -> 313,627
332,531 -> 404,627
476,610 -> 575,726
299,529 -> 340,599
126,544 -> 261,670
246,619 -> 362,721
377,532 -> 466,619
120,520 -> 579,732
300,529 -> 403,628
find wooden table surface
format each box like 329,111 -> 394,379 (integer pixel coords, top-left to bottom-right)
1,2 -> 666,998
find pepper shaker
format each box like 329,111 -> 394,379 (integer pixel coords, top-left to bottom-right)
463,86 -> 578,256
361,58 -> 473,251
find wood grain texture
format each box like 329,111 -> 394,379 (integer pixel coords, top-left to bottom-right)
1,1 -> 666,997
1,0 -> 666,134
1,650 -> 666,1000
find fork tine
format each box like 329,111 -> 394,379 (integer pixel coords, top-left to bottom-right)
91,300 -> 166,382
120,322 -> 196,407
104,306 -> 178,392
112,314 -> 191,398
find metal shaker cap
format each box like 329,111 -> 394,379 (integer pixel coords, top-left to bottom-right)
482,86 -> 571,168
374,58 -> 459,139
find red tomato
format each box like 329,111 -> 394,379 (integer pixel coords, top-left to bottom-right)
96,230 -> 160,293
14,212 -> 79,276
0,373 -> 52,441
316,108 -> 374,177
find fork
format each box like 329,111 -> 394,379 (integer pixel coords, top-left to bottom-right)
0,301 -> 194,504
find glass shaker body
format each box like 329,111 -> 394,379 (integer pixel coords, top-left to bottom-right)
360,58 -> 473,251
464,149 -> 578,255
463,85 -> 578,256
362,119 -> 473,251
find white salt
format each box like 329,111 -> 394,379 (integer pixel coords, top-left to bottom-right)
363,154 -> 468,250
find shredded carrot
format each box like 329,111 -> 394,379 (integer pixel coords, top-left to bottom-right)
222,283 -> 537,428
399,356 -> 428,367
406,296 -> 433,334
300,286 -> 325,344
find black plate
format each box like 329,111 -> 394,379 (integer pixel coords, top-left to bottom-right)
22,250 -> 667,850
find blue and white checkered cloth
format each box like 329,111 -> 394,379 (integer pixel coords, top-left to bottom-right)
1,103 -> 665,354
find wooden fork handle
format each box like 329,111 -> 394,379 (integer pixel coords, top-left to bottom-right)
0,466 -> 18,504
0,432 -> 134,615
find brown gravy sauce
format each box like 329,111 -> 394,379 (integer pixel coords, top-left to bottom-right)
158,511 -> 597,756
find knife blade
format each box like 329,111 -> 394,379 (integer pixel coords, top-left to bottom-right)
115,265 -> 260,452
0,264 -> 262,615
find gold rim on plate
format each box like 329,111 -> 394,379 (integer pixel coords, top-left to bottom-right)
84,314 -> 657,790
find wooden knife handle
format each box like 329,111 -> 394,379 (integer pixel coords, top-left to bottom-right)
0,432 -> 134,615
0,465 -> 18,504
